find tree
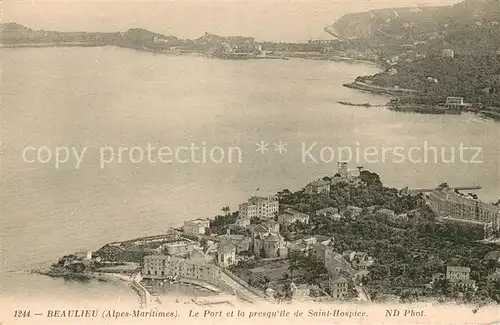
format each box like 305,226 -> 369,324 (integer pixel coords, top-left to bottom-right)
221,206 -> 231,216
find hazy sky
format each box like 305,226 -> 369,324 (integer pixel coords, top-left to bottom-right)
3,0 -> 462,41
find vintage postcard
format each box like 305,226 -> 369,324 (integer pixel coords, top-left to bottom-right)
1,0 -> 499,324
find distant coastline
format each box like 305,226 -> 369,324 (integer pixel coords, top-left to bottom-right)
341,81 -> 500,121
0,42 -> 378,66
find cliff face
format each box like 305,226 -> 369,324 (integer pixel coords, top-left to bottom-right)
329,0 -> 500,54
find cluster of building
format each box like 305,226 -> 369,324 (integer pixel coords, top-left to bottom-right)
144,193 -> 314,284
327,250 -> 373,299
305,162 -> 363,195
142,163 -> 378,300
427,185 -> 500,238
431,266 -> 476,290
429,251 -> 500,292
287,232 -> 373,300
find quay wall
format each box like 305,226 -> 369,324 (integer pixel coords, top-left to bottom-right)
132,273 -> 151,306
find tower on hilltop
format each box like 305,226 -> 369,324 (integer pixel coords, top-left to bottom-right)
337,162 -> 348,178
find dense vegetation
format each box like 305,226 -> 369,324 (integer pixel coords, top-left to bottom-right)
332,0 -> 500,55
362,53 -> 500,107
279,171 -> 423,217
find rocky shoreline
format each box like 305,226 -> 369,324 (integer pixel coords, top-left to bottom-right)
343,82 -> 500,120
31,268 -> 134,283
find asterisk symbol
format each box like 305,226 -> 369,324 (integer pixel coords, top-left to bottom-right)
274,140 -> 287,154
256,140 -> 270,154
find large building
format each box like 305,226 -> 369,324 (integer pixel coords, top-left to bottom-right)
329,274 -> 349,299
161,239 -> 197,256
444,96 -> 472,110
239,196 -> 279,220
427,186 -> 500,231
183,219 -> 210,236
446,265 -> 476,289
249,224 -> 287,258
142,250 -> 221,282
304,179 -> 330,195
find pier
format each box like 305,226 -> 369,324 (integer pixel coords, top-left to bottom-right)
410,185 -> 482,193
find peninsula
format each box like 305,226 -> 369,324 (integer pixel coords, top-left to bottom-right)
36,165 -> 500,306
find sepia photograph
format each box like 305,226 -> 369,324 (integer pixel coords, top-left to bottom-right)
1,0 -> 500,324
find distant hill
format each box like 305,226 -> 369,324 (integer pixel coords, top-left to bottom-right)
328,0 -> 500,55
0,23 -> 183,47
0,23 -> 258,53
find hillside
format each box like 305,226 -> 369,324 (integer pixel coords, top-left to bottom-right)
0,23 -> 260,54
329,0 -> 500,55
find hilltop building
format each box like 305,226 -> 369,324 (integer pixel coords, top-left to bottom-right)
239,196 -> 279,220
331,162 -> 363,186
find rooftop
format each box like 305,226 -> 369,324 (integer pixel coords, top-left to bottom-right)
247,196 -> 278,204
249,224 -> 269,234
438,216 -> 493,226
218,241 -> 236,253
315,235 -> 333,242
